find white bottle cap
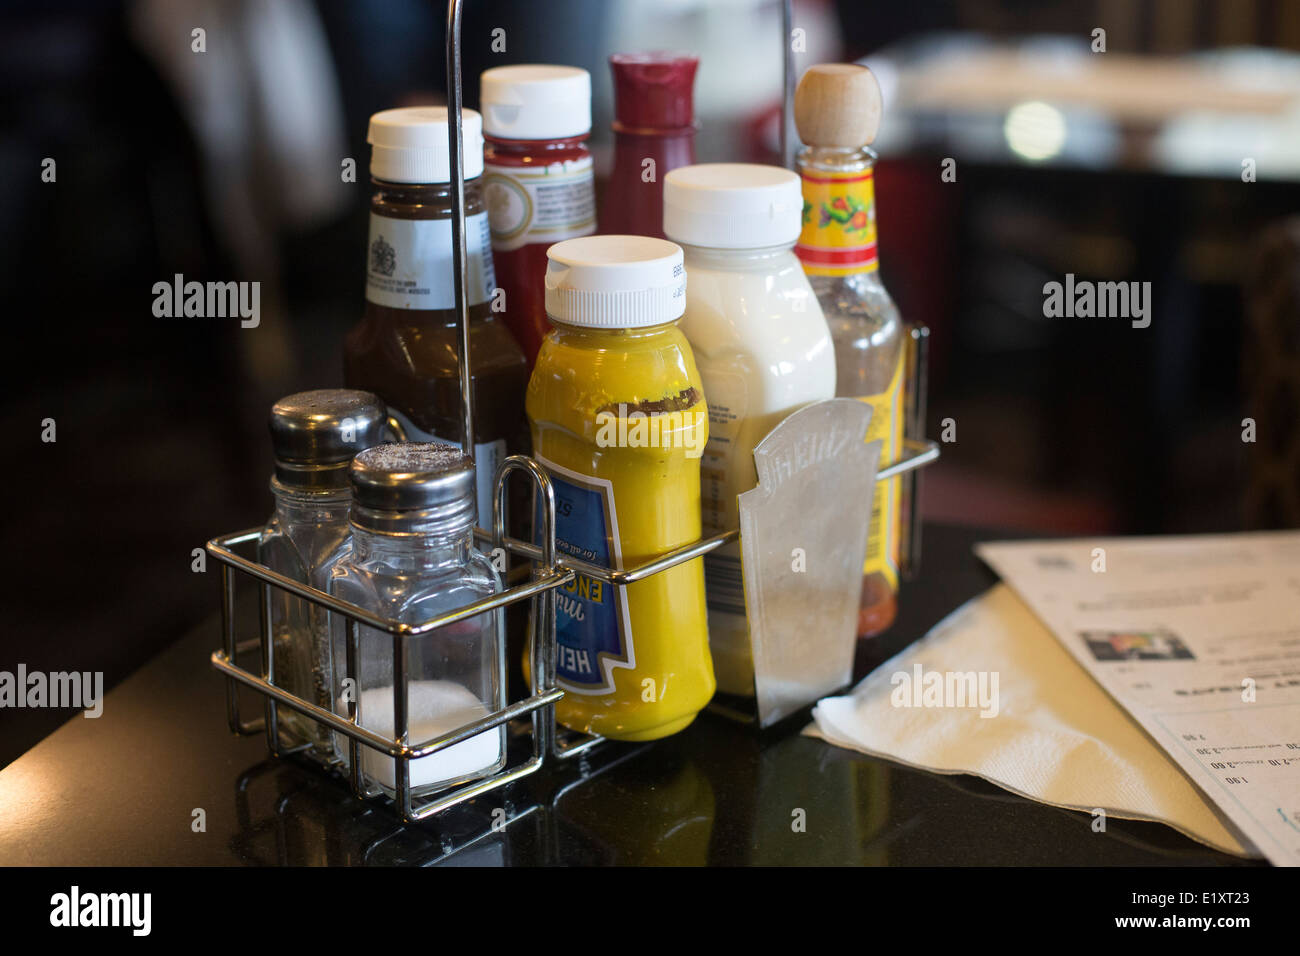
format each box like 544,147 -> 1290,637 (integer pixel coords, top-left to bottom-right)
367,106 -> 484,183
663,163 -> 804,249
545,235 -> 686,328
480,65 -> 592,140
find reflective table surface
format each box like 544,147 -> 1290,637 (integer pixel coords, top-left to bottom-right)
0,524 -> 1260,866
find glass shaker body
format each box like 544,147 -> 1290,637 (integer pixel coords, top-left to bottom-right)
258,388 -> 392,754
257,488 -> 352,751
328,444 -> 506,797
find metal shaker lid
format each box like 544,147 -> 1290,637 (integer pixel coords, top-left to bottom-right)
269,389 -> 389,491
350,442 -> 477,534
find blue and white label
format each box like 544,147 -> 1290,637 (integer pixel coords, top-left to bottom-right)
535,455 -> 634,695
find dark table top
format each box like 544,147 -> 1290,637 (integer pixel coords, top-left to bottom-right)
0,523 -> 1259,866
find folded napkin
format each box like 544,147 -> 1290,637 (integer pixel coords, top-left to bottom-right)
808,584 -> 1256,857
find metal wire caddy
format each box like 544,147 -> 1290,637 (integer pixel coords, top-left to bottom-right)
207,0 -> 940,826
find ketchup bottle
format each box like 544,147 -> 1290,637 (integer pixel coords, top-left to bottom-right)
481,65 -> 596,367
599,53 -> 698,239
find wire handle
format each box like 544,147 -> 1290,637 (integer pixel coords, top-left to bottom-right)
445,0 -> 475,462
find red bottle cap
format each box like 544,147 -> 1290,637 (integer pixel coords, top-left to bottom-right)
609,53 -> 698,133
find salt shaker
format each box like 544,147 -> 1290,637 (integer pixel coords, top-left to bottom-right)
328,442 -> 506,797
258,388 -> 391,753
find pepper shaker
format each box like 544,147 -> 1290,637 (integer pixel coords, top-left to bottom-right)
258,388 -> 392,753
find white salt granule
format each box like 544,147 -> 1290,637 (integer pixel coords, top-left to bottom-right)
338,680 -> 502,791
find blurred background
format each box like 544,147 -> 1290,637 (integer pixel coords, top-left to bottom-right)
4,0 -> 1300,765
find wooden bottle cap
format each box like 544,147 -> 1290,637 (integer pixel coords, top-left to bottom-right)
794,63 -> 882,148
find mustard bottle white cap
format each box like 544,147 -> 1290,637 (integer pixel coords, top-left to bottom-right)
480,65 -> 592,140
545,235 -> 686,329
368,106 -> 484,183
663,163 -> 804,250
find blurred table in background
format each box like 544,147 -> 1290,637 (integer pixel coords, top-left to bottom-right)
859,36 -> 1300,538
874,38 -> 1300,178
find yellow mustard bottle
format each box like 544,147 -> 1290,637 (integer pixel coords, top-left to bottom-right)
526,235 -> 714,741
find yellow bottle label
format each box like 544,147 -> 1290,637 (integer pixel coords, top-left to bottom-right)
796,167 -> 879,277
859,348 -> 905,589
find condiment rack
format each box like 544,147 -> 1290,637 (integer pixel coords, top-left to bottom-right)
207,0 -> 940,826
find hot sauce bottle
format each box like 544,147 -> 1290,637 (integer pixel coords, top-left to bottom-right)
599,53 -> 698,239
481,65 -> 596,368
344,107 -> 528,527
794,65 -> 905,639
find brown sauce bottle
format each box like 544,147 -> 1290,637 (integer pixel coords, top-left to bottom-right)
344,107 -> 528,525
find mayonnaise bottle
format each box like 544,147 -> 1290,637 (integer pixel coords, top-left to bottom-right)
664,163 -> 837,696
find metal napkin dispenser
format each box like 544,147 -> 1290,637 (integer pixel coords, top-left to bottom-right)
740,399 -> 880,727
